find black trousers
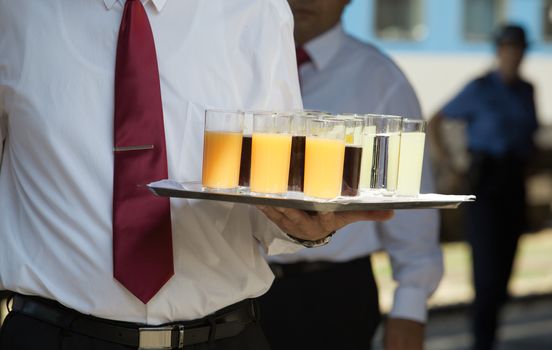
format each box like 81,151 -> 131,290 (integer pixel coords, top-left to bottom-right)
467,152 -> 527,350
259,256 -> 380,350
0,301 -> 270,350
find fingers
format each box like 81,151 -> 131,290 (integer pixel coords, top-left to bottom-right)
257,206 -> 331,241
257,206 -> 302,236
317,212 -> 338,232
257,206 -> 287,226
272,207 -> 313,227
257,206 -> 395,242
275,208 -> 350,240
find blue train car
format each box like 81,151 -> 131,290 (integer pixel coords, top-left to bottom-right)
343,0 -> 552,124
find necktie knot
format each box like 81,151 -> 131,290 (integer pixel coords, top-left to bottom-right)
296,47 -> 311,68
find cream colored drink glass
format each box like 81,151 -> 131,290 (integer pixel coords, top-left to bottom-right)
396,119 -> 426,196
358,114 -> 402,194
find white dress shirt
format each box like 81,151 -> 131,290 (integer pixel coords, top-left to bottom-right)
268,24 -> 443,323
0,0 -> 304,324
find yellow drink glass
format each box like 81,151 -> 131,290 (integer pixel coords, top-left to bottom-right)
201,110 -> 244,190
250,113 -> 292,195
304,119 -> 346,199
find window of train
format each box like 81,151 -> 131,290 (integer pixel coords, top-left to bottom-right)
545,0 -> 552,42
375,0 -> 426,41
464,0 -> 506,42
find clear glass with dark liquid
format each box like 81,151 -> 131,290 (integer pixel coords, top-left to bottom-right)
288,135 -> 306,191
238,135 -> 252,187
341,145 -> 363,196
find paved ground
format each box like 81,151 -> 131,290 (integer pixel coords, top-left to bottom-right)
370,228 -> 552,350
426,295 -> 552,350
372,229 -> 552,312
371,294 -> 552,350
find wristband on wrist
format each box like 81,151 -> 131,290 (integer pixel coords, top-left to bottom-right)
286,230 -> 336,248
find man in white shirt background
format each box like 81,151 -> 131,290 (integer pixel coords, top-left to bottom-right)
0,1 -> 393,349
259,1 -> 443,349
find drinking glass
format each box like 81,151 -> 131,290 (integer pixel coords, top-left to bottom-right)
358,115 -> 377,190
288,111 -> 331,192
335,116 -> 364,196
357,114 -> 402,194
238,111 -> 255,188
396,119 -> 426,196
250,112 -> 292,195
304,118 -> 346,200
202,110 -> 244,190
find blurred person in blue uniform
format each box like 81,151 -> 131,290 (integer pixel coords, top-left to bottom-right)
430,24 -> 539,350
259,1 -> 443,349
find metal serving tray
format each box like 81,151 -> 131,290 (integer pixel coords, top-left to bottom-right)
148,180 -> 475,212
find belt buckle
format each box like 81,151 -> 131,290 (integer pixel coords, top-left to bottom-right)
138,325 -> 184,349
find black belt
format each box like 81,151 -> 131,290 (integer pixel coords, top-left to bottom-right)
9,294 -> 257,349
270,255 -> 371,279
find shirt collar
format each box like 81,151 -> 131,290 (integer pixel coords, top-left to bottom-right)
104,0 -> 168,12
491,69 -> 523,87
303,23 -> 345,71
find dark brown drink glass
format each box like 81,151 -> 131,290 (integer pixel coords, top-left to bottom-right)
287,111 -> 331,192
328,115 -> 364,197
342,145 -> 363,196
238,135 -> 252,187
288,135 -> 306,191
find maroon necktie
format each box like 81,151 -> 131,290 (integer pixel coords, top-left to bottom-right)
296,46 -> 311,67
296,47 -> 311,89
113,0 -> 173,303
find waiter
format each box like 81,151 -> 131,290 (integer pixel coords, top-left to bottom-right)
260,1 -> 443,349
0,1 -> 393,349
430,24 -> 538,350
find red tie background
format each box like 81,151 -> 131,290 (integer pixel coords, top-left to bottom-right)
296,46 -> 311,68
113,0 -> 174,304
296,46 -> 311,90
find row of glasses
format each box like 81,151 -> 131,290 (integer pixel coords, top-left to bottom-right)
237,110 -> 322,190
358,114 -> 403,194
357,115 -> 426,196
201,109 -> 426,200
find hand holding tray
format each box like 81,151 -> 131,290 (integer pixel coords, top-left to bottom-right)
148,180 -> 475,212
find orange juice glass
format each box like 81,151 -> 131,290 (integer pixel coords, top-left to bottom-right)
201,110 -> 244,189
304,119 -> 346,199
250,113 -> 292,195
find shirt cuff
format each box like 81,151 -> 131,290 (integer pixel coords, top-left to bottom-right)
388,286 -> 429,323
263,221 -> 305,256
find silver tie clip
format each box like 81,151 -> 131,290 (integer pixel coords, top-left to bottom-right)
113,145 -> 155,152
